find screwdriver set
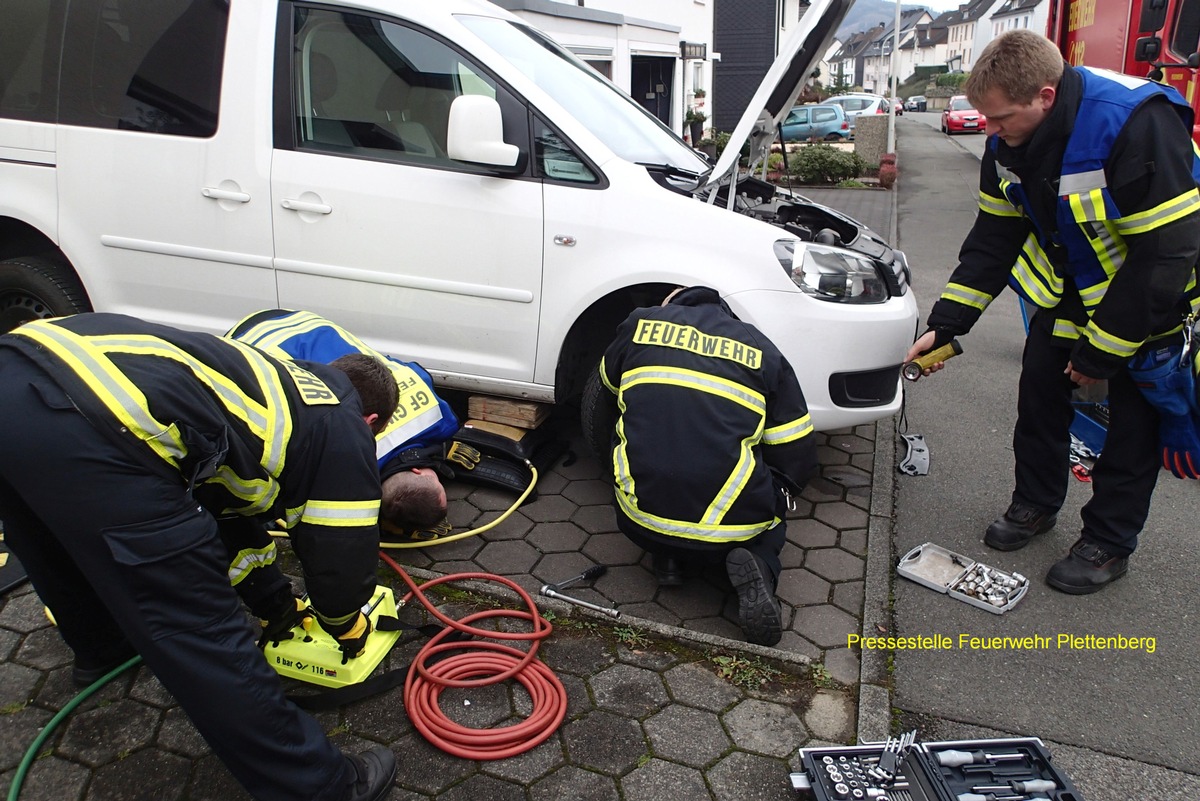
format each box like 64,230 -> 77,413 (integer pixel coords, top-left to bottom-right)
790,735 -> 1083,801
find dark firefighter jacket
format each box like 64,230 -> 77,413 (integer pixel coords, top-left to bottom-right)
0,313 -> 380,635
928,65 -> 1200,379
599,287 -> 817,545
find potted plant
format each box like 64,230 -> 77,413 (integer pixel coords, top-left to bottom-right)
685,108 -> 707,145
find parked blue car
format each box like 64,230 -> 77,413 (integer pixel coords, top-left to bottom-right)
780,103 -> 850,142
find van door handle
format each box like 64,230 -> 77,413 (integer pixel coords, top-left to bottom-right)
280,198 -> 333,214
201,186 -> 251,203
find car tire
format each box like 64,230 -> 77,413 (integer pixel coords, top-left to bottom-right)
0,256 -> 92,334
580,361 -> 616,458
824,133 -> 842,141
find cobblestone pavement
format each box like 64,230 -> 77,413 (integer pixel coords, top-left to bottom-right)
0,570 -> 856,801
399,421 -> 876,686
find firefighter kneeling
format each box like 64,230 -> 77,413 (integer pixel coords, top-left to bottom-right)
593,287 -> 818,646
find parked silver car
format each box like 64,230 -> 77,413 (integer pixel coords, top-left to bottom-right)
822,93 -> 888,136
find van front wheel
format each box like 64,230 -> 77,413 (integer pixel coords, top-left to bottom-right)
0,256 -> 92,334
579,362 -> 616,458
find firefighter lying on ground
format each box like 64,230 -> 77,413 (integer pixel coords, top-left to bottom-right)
0,312 -> 398,801
592,286 -> 818,646
227,309 -> 462,538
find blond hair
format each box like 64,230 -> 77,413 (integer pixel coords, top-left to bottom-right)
965,29 -> 1064,106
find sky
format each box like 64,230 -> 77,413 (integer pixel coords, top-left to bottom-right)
914,0 -> 964,12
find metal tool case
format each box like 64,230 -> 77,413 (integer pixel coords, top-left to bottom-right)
897,543 -> 1030,614
790,736 -> 1084,801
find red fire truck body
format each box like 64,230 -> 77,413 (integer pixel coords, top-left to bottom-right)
1047,0 -> 1200,142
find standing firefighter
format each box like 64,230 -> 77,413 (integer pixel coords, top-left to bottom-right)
0,313 -> 397,801
595,286 -> 817,646
906,30 -> 1200,594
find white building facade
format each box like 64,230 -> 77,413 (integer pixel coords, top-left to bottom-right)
495,0 -> 714,134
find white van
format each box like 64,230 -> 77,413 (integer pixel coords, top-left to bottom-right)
0,0 -> 917,430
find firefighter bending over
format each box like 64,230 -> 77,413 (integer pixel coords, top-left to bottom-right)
0,313 -> 398,801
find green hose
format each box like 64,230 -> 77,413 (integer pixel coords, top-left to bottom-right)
7,656 -> 142,801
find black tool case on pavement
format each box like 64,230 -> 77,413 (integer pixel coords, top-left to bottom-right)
790,737 -> 1084,801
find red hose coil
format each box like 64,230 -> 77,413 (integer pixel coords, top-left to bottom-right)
378,551 -> 567,760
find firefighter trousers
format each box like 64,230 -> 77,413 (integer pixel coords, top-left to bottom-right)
0,354 -> 351,801
1012,315 -> 1161,557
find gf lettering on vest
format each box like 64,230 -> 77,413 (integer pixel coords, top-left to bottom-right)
282,361 -> 338,405
633,319 -> 762,369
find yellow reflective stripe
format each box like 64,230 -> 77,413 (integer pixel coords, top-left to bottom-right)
599,357 -> 618,394
1009,234 -> 1063,308
227,542 -> 277,586
1078,281 -> 1107,310
620,366 -> 766,416
1078,221 -> 1125,306
1069,188 -> 1108,222
702,430 -> 761,526
92,336 -> 272,434
1115,189 -> 1200,235
99,335 -> 293,475
613,488 -> 776,543
13,324 -> 187,465
940,282 -> 994,311
208,465 -> 279,515
1084,320 -> 1140,357
223,339 -> 293,475
763,413 -> 814,445
1052,319 -> 1082,340
282,507 -> 304,529
298,499 -> 380,527
611,402 -> 635,500
979,190 -> 1021,217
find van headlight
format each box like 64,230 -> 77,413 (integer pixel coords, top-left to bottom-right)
774,240 -> 889,303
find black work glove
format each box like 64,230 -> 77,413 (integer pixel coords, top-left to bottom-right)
256,595 -> 314,648
334,612 -> 373,664
920,326 -> 958,353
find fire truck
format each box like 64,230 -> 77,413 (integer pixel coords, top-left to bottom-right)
1047,0 -> 1200,142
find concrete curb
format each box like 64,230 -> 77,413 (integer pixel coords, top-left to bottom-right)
857,184 -> 901,743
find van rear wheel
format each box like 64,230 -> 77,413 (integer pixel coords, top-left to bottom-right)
0,256 -> 91,333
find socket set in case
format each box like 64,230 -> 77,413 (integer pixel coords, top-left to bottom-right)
790,735 -> 1084,801
897,543 -> 1030,614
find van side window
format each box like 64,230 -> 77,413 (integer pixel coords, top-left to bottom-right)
59,0 -> 228,136
534,118 -> 597,183
290,7 -> 524,170
0,0 -> 64,123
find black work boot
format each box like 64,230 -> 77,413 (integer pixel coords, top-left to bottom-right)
342,745 -> 397,801
73,641 -> 139,687
1045,538 -> 1129,595
984,501 -> 1057,551
726,548 -> 783,646
653,554 -> 684,587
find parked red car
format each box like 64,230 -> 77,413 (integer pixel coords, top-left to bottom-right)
941,95 -> 986,134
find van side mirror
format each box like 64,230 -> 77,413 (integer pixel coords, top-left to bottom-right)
447,95 -> 520,169
1135,36 -> 1162,62
1190,52 -> 1200,68
1139,0 -> 1168,33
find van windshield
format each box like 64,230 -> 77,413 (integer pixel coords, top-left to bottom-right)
459,15 -> 708,177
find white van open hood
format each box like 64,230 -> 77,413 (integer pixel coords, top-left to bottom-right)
705,0 -> 853,187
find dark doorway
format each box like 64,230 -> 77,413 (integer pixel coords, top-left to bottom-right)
630,56 -> 674,127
